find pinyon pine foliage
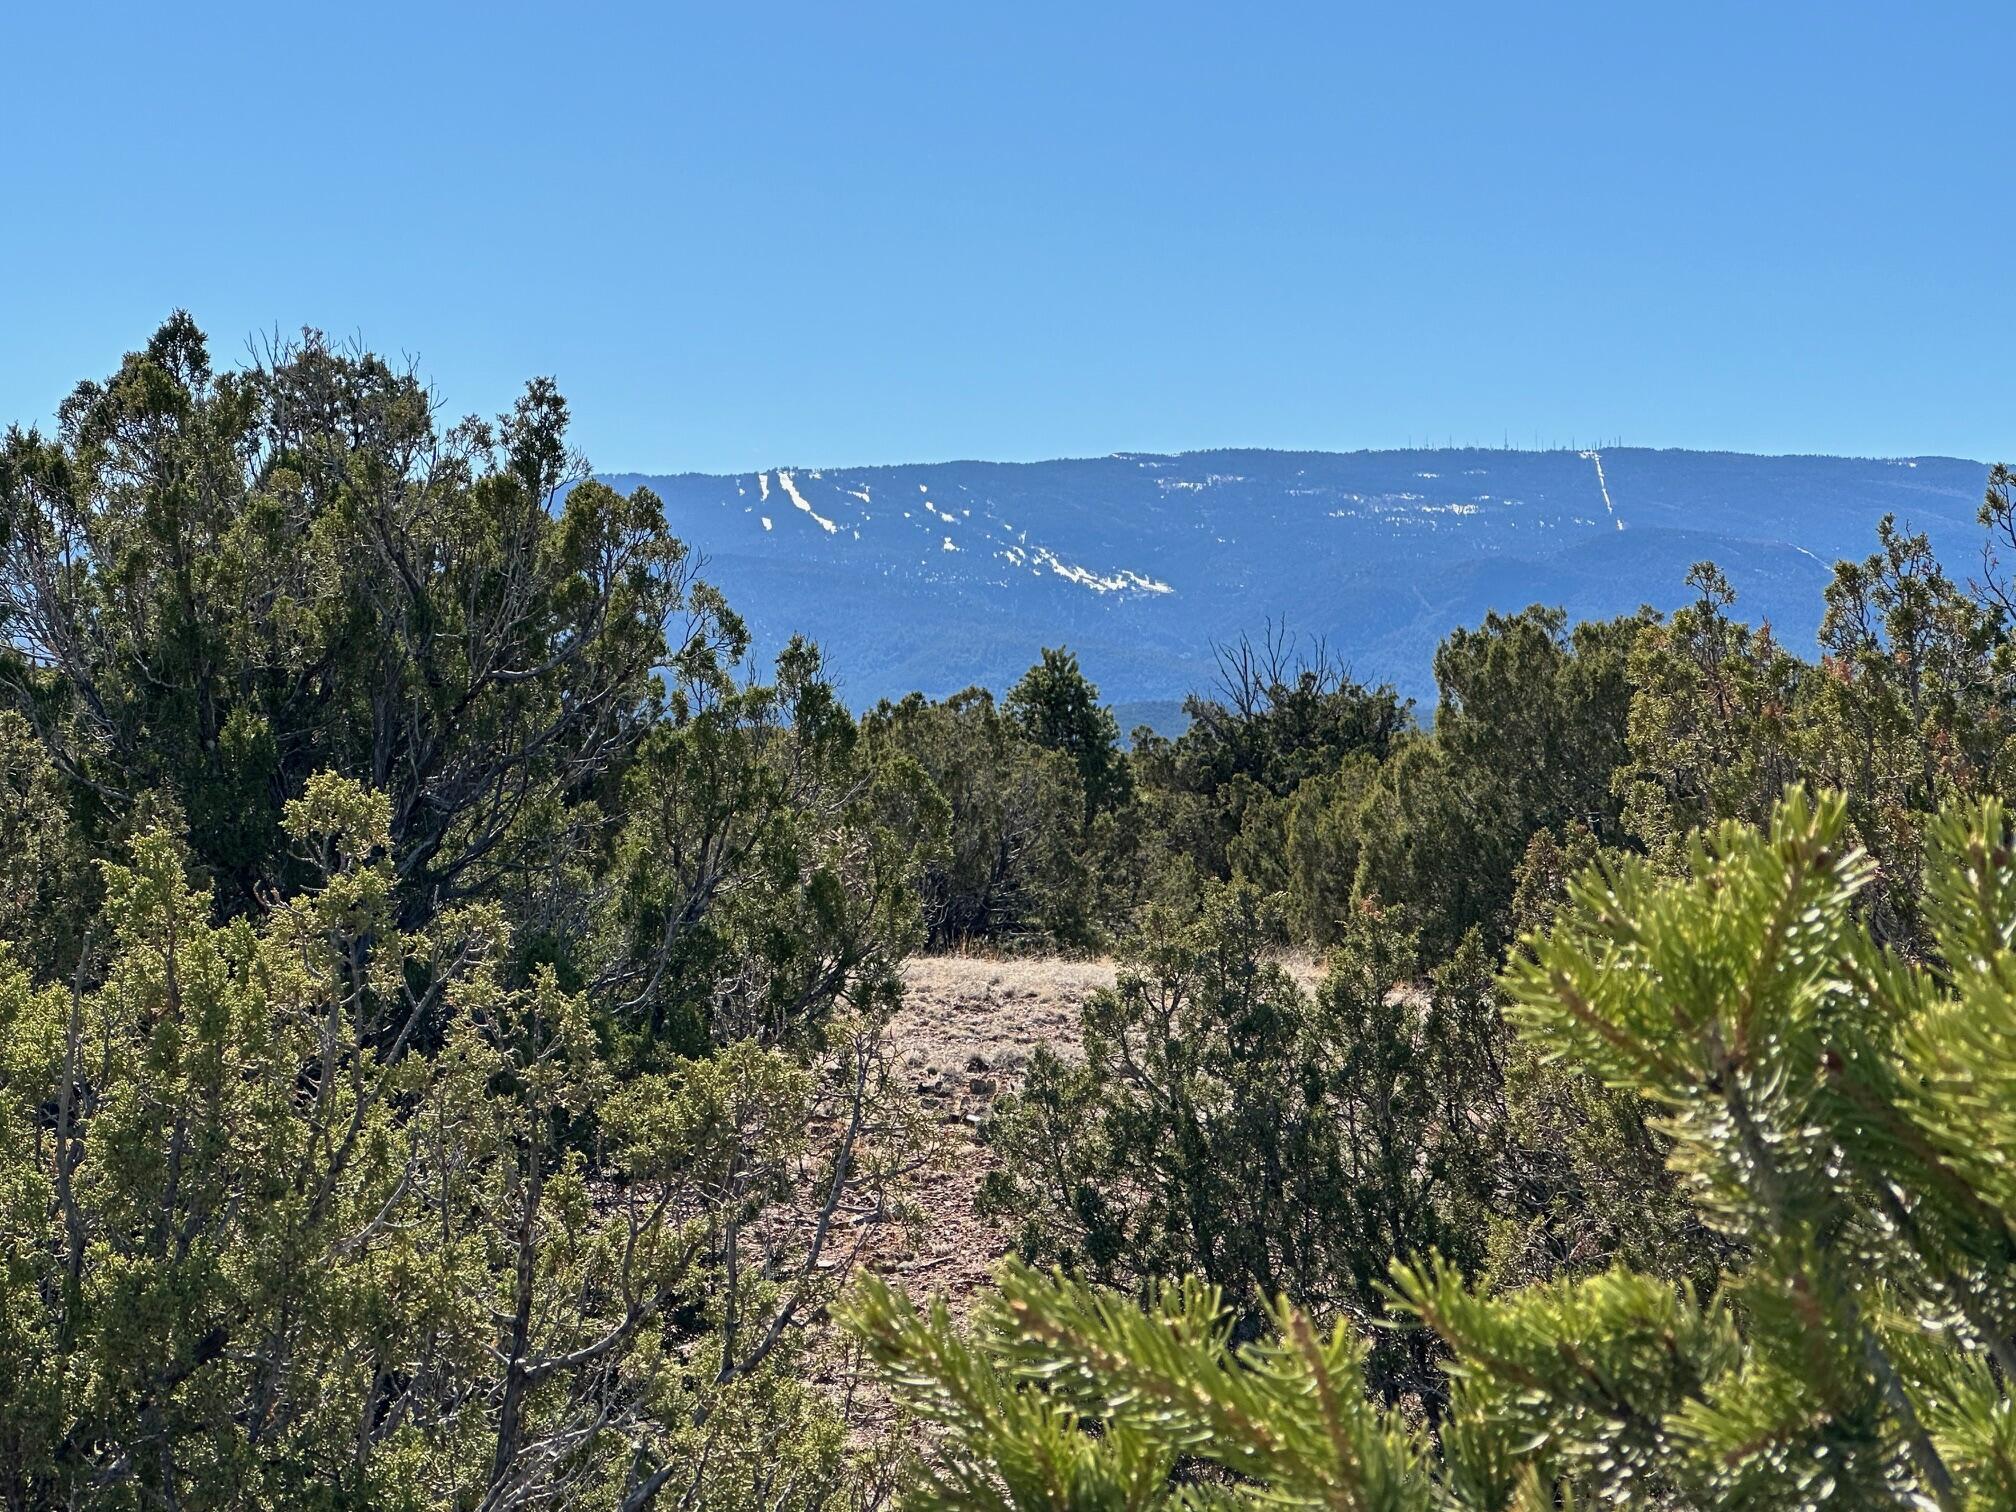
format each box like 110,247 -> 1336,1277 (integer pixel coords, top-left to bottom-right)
846,787 -> 2016,1509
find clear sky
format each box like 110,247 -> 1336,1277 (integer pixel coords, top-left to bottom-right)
3,1 -> 2011,473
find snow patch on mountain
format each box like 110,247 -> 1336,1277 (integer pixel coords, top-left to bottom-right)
1579,451 -> 1624,531
775,470 -> 838,534
1031,547 -> 1173,595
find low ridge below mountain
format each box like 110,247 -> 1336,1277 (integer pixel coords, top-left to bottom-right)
602,447 -> 1992,709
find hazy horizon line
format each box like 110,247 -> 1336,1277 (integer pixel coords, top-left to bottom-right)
594,441 -> 1995,481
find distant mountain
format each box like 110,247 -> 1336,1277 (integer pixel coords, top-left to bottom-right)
599,448 -> 1993,709
1110,700 -> 1190,741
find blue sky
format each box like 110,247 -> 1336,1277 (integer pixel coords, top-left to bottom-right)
3,1 -> 2011,472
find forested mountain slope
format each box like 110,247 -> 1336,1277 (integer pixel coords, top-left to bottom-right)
606,448 -> 1990,704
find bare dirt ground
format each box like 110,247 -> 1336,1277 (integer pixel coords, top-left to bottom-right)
797,957 -> 1112,1429
863,952 -> 1326,1311
866,955 -> 1108,1309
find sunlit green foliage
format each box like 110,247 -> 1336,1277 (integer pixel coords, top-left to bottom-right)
0,318 -> 697,928
1004,647 -> 1132,827
1132,629 -> 1412,899
0,777 -> 906,1507
0,319 -> 929,1510
852,788 -> 2016,1509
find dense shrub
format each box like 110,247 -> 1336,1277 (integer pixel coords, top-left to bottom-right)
862,688 -> 1096,949
0,778 -> 908,1507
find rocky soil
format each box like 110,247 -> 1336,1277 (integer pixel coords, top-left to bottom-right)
868,955 -> 1109,1309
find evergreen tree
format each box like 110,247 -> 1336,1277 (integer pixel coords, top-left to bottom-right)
0,316 -> 703,930
1004,647 -> 1132,826
0,777 -> 911,1506
862,688 -> 1093,948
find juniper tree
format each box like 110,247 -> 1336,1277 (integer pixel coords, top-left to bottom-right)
0,316 -> 705,930
0,776 -> 915,1508
1129,627 -> 1411,889
860,688 -> 1092,949
1003,648 -> 1132,828
1200,609 -> 1644,957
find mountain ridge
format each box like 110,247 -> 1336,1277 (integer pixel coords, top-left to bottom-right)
618,443 -> 1988,479
595,447 -> 1994,708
